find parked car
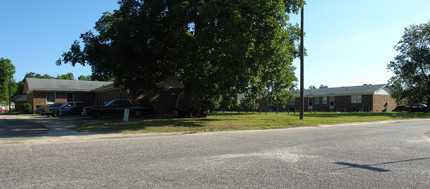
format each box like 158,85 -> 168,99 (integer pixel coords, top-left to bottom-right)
392,105 -> 406,112
404,104 -> 429,113
82,99 -> 155,118
0,107 -> 5,113
34,103 -> 63,115
45,101 -> 84,117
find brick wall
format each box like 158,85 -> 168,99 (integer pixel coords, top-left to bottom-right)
373,95 -> 397,112
285,94 -> 394,112
26,92 -> 34,110
26,91 -> 97,111
14,101 -> 25,112
56,92 -> 67,103
95,89 -> 127,105
74,92 -> 95,106
32,92 -> 46,111
134,88 -> 184,114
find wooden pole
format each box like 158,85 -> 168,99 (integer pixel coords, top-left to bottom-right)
300,7 -> 305,120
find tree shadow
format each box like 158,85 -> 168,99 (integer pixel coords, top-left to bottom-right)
0,117 -> 53,138
65,116 -> 229,133
333,157 -> 430,172
0,115 -> 226,138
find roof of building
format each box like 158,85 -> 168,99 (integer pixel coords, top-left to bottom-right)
24,78 -> 114,93
304,84 -> 389,97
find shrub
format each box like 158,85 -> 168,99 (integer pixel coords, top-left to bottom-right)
36,104 -> 46,109
23,103 -> 32,114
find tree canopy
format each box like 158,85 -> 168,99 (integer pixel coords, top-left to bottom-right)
58,0 -> 305,108
56,73 -> 75,80
23,72 -> 55,79
387,21 -> 430,106
0,58 -> 17,104
78,75 -> 92,81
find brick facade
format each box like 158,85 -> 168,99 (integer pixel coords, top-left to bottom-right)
24,87 -> 182,114
26,91 -> 96,111
95,89 -> 128,106
373,94 -> 397,112
286,94 -> 397,112
134,88 -> 185,114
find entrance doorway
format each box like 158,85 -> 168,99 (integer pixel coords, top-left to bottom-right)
329,96 -> 335,110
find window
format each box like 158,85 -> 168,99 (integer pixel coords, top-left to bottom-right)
322,97 -> 327,104
288,98 -> 295,105
67,92 -> 74,102
315,97 -> 320,105
46,92 -> 55,105
268,100 -> 274,106
351,95 -> 362,104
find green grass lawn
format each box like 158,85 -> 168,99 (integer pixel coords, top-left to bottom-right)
66,111 -> 430,134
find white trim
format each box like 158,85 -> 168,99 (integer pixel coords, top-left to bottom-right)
374,87 -> 391,95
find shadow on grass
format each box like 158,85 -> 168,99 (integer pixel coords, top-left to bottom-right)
68,117 -> 228,133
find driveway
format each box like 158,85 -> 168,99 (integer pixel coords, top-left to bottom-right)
0,115 -> 158,145
0,115 -> 79,139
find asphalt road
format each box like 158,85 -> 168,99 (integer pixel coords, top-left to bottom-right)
0,115 -> 50,137
0,115 -> 429,188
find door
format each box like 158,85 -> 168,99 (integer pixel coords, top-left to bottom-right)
329,96 -> 335,110
67,92 -> 74,102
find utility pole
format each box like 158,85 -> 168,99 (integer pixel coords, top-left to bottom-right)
299,6 -> 304,120
9,70 -> 12,113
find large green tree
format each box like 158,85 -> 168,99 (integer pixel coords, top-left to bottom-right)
56,72 -> 75,80
0,58 -> 17,105
387,21 -> 430,107
58,0 -> 304,109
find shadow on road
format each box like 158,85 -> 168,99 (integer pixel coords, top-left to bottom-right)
0,115 -> 84,138
334,157 -> 430,172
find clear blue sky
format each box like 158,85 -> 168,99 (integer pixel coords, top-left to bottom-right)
1,0 -> 429,88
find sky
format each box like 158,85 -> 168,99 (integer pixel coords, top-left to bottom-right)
1,0 -> 429,88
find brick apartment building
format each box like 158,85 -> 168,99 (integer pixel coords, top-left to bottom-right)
20,77 -> 184,113
22,78 -> 115,111
286,84 -> 397,112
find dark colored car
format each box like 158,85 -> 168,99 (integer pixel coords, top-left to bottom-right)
392,105 -> 406,112
404,104 -> 429,113
34,103 -> 63,115
82,99 -> 155,118
45,101 -> 84,117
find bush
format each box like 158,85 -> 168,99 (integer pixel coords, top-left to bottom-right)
23,103 -> 32,114
36,104 -> 46,109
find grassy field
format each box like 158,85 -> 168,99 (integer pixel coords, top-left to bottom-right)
66,111 -> 430,134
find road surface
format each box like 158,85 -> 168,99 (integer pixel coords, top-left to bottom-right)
0,115 -> 429,188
